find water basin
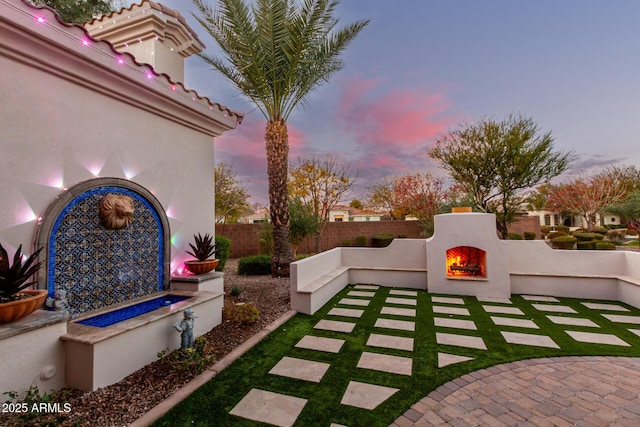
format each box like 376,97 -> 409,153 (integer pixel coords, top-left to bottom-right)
76,295 -> 191,327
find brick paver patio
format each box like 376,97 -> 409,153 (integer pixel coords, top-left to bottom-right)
224,287 -> 640,426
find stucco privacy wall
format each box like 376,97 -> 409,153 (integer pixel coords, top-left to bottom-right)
0,0 -> 240,269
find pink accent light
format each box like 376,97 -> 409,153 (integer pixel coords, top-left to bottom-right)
82,39 -> 89,46
146,73 -> 153,79
117,58 -> 124,65
36,16 -> 45,24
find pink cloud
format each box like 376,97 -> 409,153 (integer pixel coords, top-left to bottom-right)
339,86 -> 454,147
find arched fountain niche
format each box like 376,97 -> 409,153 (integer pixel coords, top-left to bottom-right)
35,178 -> 171,316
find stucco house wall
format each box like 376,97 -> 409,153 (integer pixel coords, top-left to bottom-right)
0,0 -> 239,398
0,0 -> 240,271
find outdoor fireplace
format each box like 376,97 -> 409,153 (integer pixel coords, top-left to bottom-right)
446,246 -> 486,278
427,212 -> 510,298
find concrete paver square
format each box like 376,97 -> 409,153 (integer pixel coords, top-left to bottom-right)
521,295 -> 559,302
433,306 -> 470,316
269,357 -> 330,382
348,291 -> 376,298
432,296 -> 465,305
477,296 -> 512,304
367,333 -> 414,351
491,316 -> 539,329
380,306 -> 416,317
353,285 -> 379,290
434,317 -> 477,330
389,289 -> 418,296
565,331 -> 630,346
438,352 -> 474,368
341,381 -> 399,410
546,315 -> 599,327
602,314 -> 640,324
230,388 -> 307,427
385,297 -> 417,306
531,303 -> 577,313
314,319 -> 356,333
328,307 -> 364,318
436,332 -> 487,350
330,424 -> 347,427
581,302 -> 630,311
483,305 -> 524,315
339,298 -> 370,307
630,329 -> 640,338
357,352 -> 413,375
500,331 -> 560,349
375,318 -> 415,331
295,335 -> 345,353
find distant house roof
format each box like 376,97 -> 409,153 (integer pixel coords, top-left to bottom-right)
15,0 -> 242,129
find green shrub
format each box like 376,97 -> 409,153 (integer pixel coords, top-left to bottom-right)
593,226 -> 608,235
540,225 -> 550,235
257,223 -> 274,255
573,232 -> 599,242
224,301 -> 260,325
595,241 -> 616,251
230,286 -> 243,296
237,255 -> 272,275
340,239 -> 352,246
214,235 -> 231,271
548,231 -> 567,240
577,241 -> 596,250
555,224 -> 570,232
524,231 -> 536,240
371,233 -> 395,247
354,235 -> 368,247
508,232 -> 523,240
606,229 -> 626,245
551,235 -> 577,250
592,233 -> 604,241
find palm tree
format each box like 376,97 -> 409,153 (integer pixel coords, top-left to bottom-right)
192,0 -> 368,276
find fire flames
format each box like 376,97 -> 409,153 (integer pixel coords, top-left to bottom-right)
446,246 -> 486,278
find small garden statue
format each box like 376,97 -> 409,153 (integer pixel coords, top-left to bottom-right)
173,309 -> 197,350
46,289 -> 69,314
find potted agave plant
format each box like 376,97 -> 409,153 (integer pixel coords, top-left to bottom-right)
184,233 -> 219,275
0,242 -> 47,324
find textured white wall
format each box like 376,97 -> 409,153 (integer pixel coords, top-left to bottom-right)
0,0 -> 239,273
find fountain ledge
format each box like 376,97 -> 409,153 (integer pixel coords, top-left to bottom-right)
61,290 -> 223,391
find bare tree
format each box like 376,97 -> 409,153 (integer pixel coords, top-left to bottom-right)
289,154 -> 356,252
215,161 -> 250,224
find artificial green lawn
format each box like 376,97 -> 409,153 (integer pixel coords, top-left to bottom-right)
153,286 -> 640,426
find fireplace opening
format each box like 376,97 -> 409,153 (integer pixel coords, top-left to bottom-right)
446,246 -> 486,278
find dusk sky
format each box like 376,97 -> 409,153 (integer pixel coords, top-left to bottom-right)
126,0 -> 640,205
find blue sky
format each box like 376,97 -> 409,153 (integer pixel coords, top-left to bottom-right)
125,0 -> 640,205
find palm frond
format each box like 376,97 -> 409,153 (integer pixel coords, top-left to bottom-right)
192,0 -> 369,121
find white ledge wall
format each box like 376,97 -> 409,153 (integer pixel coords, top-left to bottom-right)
291,213 -> 640,315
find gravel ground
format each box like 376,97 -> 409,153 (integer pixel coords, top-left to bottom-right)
1,259 -> 290,427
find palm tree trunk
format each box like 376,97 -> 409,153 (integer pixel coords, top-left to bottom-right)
265,119 -> 293,277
